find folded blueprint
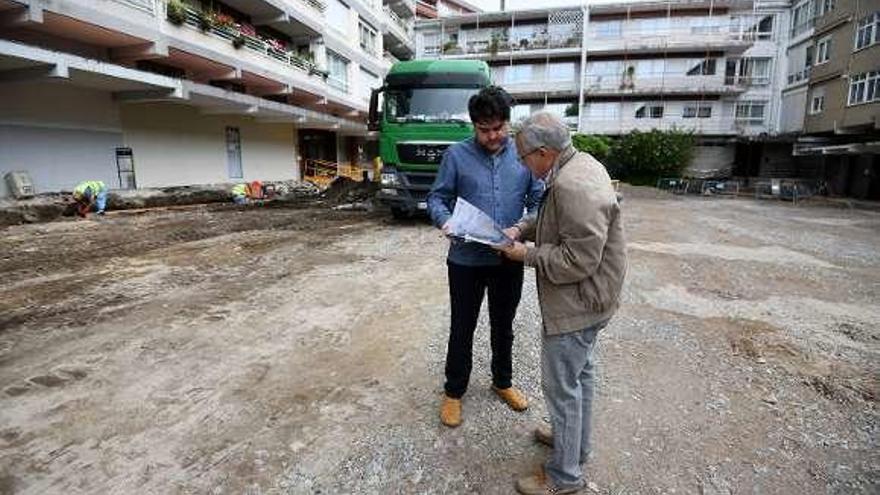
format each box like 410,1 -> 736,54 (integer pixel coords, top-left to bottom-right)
446,197 -> 513,247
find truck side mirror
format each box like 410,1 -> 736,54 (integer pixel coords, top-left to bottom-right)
368,87 -> 384,132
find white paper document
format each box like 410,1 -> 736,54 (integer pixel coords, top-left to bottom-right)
446,197 -> 513,247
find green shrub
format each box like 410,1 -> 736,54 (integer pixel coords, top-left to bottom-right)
607,129 -> 695,184
571,133 -> 612,162
166,0 -> 187,25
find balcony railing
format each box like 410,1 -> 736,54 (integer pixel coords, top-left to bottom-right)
787,67 -> 812,85
384,5 -> 414,40
583,74 -> 746,94
581,117 -> 737,135
172,4 -> 324,77
113,0 -> 157,15
431,31 -> 580,56
587,25 -> 757,44
301,0 -> 327,12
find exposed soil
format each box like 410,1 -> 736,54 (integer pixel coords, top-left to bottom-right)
0,189 -> 877,494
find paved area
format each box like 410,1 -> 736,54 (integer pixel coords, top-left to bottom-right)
0,190 -> 877,494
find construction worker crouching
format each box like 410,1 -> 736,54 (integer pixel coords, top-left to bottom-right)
231,183 -> 250,205
73,180 -> 108,217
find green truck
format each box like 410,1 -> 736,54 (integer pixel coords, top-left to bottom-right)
368,60 -> 491,218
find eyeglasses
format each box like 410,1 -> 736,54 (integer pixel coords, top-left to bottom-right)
518,146 -> 544,162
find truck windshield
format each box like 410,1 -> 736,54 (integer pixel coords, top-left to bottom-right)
385,88 -> 478,124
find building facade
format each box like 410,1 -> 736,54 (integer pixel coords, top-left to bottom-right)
0,0 -> 405,197
415,0 -> 790,177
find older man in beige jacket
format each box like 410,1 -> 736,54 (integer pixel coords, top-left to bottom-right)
499,111 -> 627,495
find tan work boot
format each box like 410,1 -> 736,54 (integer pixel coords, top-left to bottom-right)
493,386 -> 529,411
534,424 -> 553,447
440,395 -> 462,427
515,467 -> 585,495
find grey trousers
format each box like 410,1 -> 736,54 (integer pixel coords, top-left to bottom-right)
541,320 -> 606,489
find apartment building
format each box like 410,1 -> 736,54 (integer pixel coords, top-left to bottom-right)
771,0 -> 880,198
415,0 -> 788,176
416,0 -> 480,20
0,0 -> 399,197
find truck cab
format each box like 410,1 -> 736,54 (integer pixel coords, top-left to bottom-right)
369,60 -> 491,218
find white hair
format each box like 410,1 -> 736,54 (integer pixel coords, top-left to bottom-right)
517,111 -> 572,152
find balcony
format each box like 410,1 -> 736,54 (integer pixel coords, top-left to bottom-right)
426,30 -> 581,60
583,74 -> 746,97
382,4 -> 415,59
580,116 -> 736,136
501,79 -> 578,99
167,4 -> 324,77
586,26 -> 752,56
386,0 -> 417,19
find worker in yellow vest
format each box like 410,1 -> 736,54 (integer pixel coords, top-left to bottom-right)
231,183 -> 249,205
73,180 -> 108,217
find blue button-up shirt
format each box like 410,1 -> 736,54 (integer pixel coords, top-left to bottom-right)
427,136 -> 544,266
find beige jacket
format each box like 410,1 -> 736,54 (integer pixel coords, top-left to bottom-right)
517,146 -> 627,336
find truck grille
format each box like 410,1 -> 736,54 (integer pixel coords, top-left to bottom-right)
396,142 -> 452,165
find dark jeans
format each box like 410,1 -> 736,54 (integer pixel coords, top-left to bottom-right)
444,259 -> 524,399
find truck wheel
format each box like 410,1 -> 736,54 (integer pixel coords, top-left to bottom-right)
391,207 -> 410,220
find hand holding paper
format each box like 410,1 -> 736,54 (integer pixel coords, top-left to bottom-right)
445,197 -> 513,248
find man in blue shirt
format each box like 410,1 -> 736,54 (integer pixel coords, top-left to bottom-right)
427,86 -> 544,428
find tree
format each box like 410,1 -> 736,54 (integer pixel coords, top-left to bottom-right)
608,129 -> 695,184
571,134 -> 611,162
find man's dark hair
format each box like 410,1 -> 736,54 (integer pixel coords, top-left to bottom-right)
468,86 -> 513,124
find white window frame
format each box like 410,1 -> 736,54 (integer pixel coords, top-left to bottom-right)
847,70 -> 880,105
326,50 -> 349,93
817,0 -> 835,17
635,103 -> 664,119
815,36 -> 832,65
735,100 -> 767,125
359,20 -> 378,56
854,12 -> 880,51
682,103 -> 712,119
810,88 -> 825,114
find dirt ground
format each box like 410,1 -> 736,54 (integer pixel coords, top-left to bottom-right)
0,190 -> 878,494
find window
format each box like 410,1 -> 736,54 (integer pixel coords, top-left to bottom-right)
739,58 -> 772,84
756,15 -> 774,39
735,101 -> 767,124
594,21 -> 622,38
815,36 -> 832,64
502,64 -> 532,84
790,0 -> 815,37
635,104 -> 664,119
810,87 -> 825,114
817,0 -> 835,17
848,70 -> 880,105
683,103 -> 712,118
855,12 -> 880,50
546,62 -> 576,81
359,68 -> 380,102
359,21 -> 377,56
326,50 -> 349,92
687,58 -> 717,76
584,102 -> 620,120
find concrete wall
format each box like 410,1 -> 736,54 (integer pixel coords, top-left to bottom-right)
780,86 -> 808,133
0,82 -> 122,197
0,82 -> 301,198
119,103 -> 299,189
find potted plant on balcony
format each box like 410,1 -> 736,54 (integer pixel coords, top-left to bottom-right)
442,40 -> 460,54
196,10 -> 216,32
488,34 -> 501,56
233,23 -> 255,49
166,0 -> 186,26
519,38 -> 529,50
620,65 -> 635,89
